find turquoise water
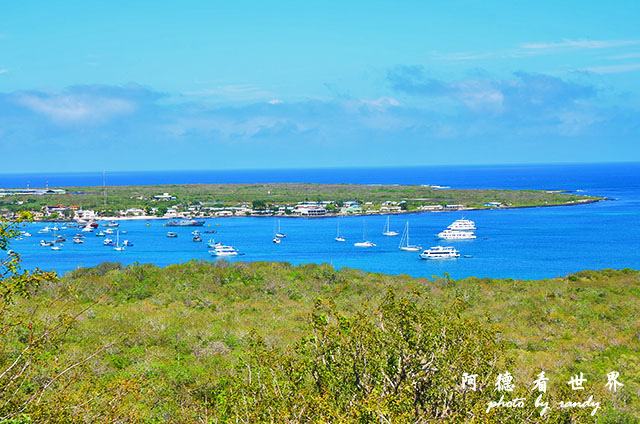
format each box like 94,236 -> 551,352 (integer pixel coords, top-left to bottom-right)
4,163 -> 640,279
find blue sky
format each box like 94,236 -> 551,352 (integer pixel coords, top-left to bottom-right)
1,0 -> 639,172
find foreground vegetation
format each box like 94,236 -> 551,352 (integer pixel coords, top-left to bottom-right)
0,182 -> 602,217
0,257 -> 637,422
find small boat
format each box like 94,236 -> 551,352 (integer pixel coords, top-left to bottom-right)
193,236 -> 203,242
273,237 -> 281,244
81,224 -> 94,232
104,229 -> 114,234
40,240 -> 53,247
54,237 -> 66,243
398,221 -> 422,251
209,245 -> 239,256
121,230 -> 128,234
74,233 -> 85,239
207,239 -> 221,248
335,218 -> 346,242
354,219 -> 375,247
38,226 -> 52,233
123,240 -> 134,246
204,230 -> 217,234
382,216 -> 399,236
191,230 -> 201,236
104,221 -> 119,227
73,238 -> 84,244
21,232 -> 32,237
50,226 -> 59,231
103,238 -> 115,246
166,219 -> 205,227
419,246 -> 460,260
167,232 -> 178,238
275,219 -> 286,238
113,231 -> 125,251
96,231 -> 106,237
464,254 -> 473,258
60,226 -> 68,230
51,246 -> 62,251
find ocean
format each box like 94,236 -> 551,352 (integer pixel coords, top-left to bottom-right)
3,163 -> 640,280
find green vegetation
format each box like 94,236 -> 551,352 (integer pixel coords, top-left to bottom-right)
0,183 -> 602,218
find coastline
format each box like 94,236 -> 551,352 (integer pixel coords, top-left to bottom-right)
31,197 -> 608,222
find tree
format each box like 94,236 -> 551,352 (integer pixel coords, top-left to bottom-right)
156,206 -> 168,217
252,200 -> 267,210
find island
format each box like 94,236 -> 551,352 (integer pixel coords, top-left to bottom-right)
0,183 -> 604,220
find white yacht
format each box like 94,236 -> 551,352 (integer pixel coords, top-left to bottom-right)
436,229 -> 476,240
447,218 -> 476,231
209,245 -> 239,256
273,237 -> 281,244
382,216 -> 399,236
420,246 -> 460,260
398,221 -> 422,251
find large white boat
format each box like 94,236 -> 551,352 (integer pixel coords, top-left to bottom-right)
447,218 -> 476,231
398,221 -> 422,251
420,246 -> 460,260
436,229 -> 476,240
382,216 -> 399,236
209,245 -> 239,256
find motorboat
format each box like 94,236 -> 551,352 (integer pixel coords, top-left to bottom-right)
209,245 -> 239,256
207,239 -> 221,248
73,238 -> 84,244
354,241 -> 376,247
273,237 -> 281,244
193,236 -> 203,242
51,246 -> 62,251
104,221 -> 119,227
419,246 -> 460,260
436,229 -> 476,240
96,231 -> 106,237
104,229 -> 114,234
103,238 -> 115,246
123,240 -> 134,246
167,232 -> 178,238
40,240 -> 53,247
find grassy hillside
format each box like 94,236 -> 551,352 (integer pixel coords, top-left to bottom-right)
0,261 -> 637,422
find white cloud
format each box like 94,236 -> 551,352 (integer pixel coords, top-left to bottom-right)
15,93 -> 136,125
0,69 -> 7,75
268,99 -> 284,104
522,39 -> 640,50
580,63 -> 640,74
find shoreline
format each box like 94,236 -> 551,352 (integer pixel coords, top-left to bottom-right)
30,197 -> 608,223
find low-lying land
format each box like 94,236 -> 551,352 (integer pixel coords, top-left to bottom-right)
0,258 -> 637,423
0,183 -> 603,220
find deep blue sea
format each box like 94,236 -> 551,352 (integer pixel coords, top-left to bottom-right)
3,163 -> 639,280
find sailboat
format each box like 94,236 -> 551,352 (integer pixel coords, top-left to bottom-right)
354,218 -> 376,247
272,220 -> 281,244
399,221 -> 422,251
275,219 -> 286,238
382,216 -> 399,236
113,230 -> 125,251
335,218 -> 346,242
